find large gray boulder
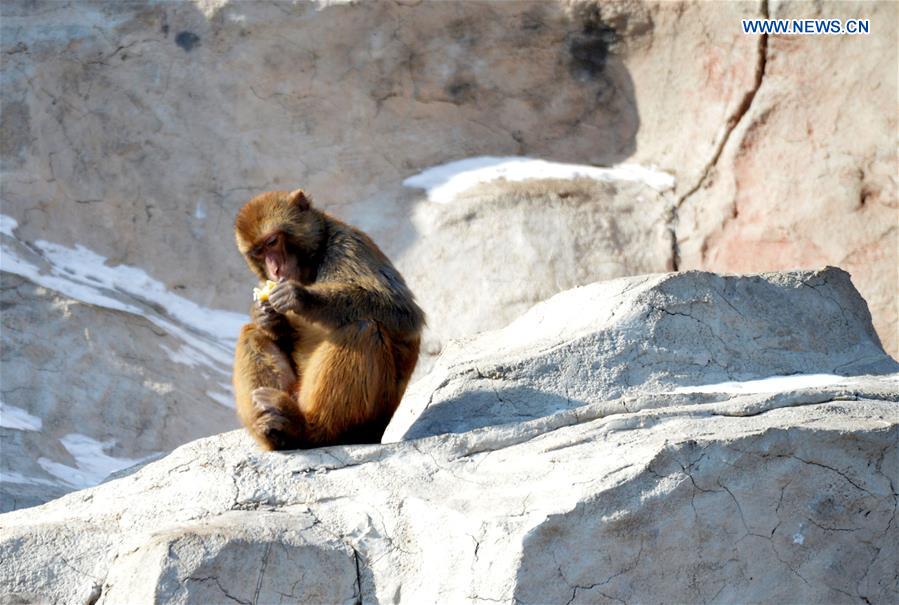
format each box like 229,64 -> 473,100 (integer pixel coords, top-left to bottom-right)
402,167 -> 675,364
387,266 -> 897,441
1,269 -> 896,604
1,385 -> 896,604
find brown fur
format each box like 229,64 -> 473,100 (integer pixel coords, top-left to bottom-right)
233,189 -> 424,450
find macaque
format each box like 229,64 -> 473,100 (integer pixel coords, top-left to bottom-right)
233,189 -> 424,450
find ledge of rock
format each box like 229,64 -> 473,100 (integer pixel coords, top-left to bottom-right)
1,268 -> 897,604
386,266 -> 897,441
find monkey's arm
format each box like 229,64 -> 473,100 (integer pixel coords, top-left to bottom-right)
268,280 -> 419,334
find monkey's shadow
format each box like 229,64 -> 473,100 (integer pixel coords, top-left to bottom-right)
396,386 -> 590,442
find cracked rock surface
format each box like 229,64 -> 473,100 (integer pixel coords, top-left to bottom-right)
668,1 -> 897,357
1,268 -> 897,604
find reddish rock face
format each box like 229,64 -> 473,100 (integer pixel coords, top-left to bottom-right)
660,2 -> 897,357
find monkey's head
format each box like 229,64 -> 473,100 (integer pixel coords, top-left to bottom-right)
235,189 -> 325,283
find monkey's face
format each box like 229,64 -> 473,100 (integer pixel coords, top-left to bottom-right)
235,189 -> 323,282
249,230 -> 299,282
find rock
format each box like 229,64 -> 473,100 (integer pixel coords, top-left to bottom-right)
0,0 -> 645,313
667,1 -> 898,357
0,269 -> 897,604
401,164 -> 675,364
0,385 -> 896,603
2,0 -> 894,358
0,222 -> 241,512
101,510 -> 360,605
386,266 -> 898,441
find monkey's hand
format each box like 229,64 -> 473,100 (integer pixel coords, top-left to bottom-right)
268,280 -> 307,315
252,300 -> 287,334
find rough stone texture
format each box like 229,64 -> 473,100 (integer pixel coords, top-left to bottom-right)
387,267 -> 898,441
101,510 -> 360,605
666,0 -> 898,357
1,268 -> 897,604
406,177 -> 673,359
0,382 -> 896,603
2,0 -> 894,357
0,0 -> 645,313
0,257 -> 238,512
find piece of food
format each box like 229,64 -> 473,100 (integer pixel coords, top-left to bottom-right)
253,280 -> 278,302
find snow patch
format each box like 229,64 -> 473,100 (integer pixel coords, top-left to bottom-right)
158,341 -> 229,370
669,373 -> 866,395
0,471 -> 64,487
0,214 -> 18,236
206,388 -> 234,408
2,239 -> 141,314
403,157 -> 676,204
0,214 -> 246,382
33,238 -> 245,345
0,401 -> 43,431
37,433 -> 151,488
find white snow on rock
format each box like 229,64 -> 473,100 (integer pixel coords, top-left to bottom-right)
0,214 -> 18,237
399,159 -> 676,374
1,217 -> 243,512
0,471 -> 63,488
0,213 -> 245,372
403,156 -> 676,203
36,434 -> 149,489
206,388 -> 236,408
668,372 -> 884,394
0,402 -> 42,431
1,215 -> 245,345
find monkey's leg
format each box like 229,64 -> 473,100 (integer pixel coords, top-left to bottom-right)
298,320 -> 399,446
391,333 -> 422,403
233,324 -> 304,450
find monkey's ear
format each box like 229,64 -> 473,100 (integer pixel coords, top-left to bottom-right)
287,189 -> 310,211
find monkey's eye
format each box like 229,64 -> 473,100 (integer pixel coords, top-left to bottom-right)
264,235 -> 279,248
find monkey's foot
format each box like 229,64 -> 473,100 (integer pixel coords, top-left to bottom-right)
251,387 -> 296,449
252,387 -> 289,415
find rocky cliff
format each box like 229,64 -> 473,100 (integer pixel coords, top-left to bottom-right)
1,0 -> 896,521
1,0 -> 895,349
1,268 -> 896,604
